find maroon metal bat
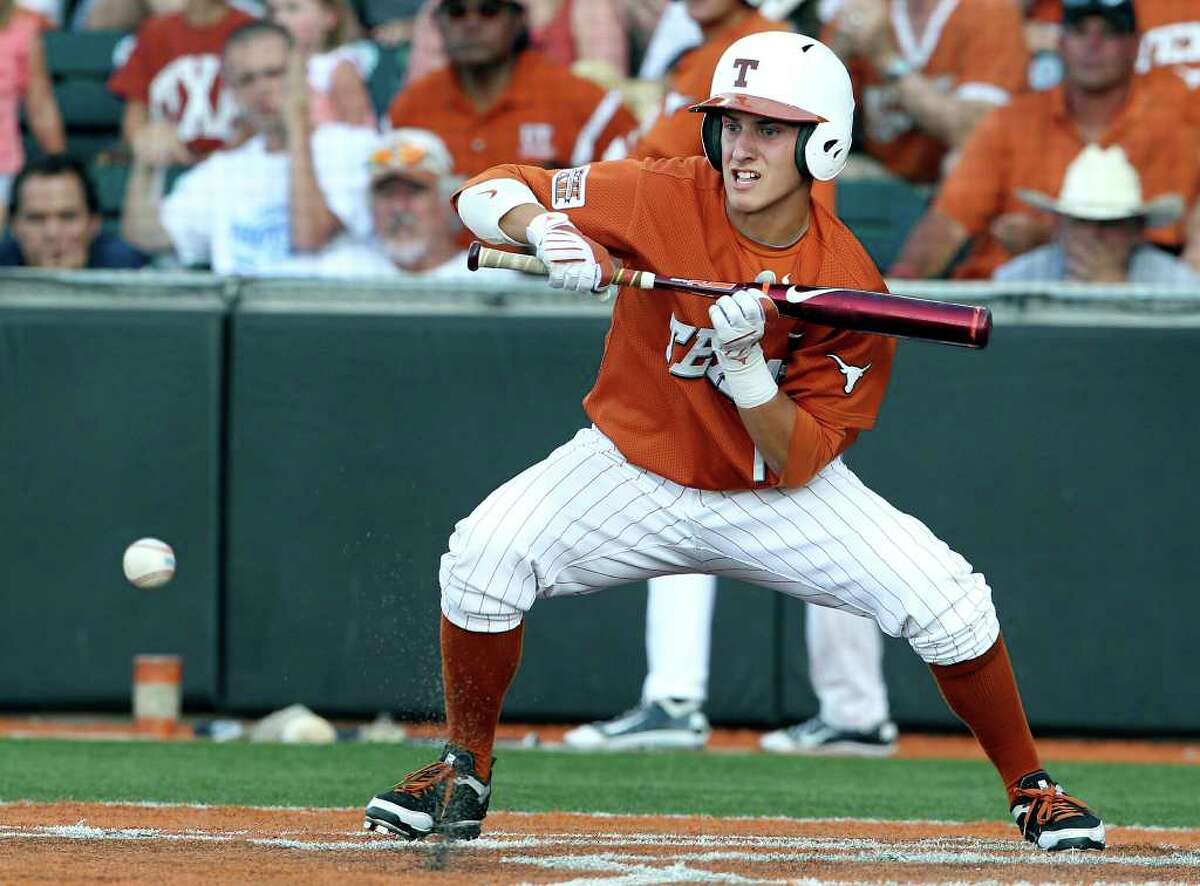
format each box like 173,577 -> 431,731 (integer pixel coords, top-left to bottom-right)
467,242 -> 990,349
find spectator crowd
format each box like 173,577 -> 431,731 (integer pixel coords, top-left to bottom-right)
0,0 -> 1197,284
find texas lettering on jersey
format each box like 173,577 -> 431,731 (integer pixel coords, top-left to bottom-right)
148,55 -> 238,144
1138,22 -> 1200,89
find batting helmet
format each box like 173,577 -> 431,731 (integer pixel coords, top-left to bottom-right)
689,31 -> 855,182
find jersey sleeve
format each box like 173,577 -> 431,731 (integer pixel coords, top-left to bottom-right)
932,105 -> 1011,234
952,0 -> 1028,105
106,21 -> 154,102
630,103 -> 705,161
456,159 -> 648,257
161,159 -> 217,267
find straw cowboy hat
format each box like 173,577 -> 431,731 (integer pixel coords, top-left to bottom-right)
1017,144 -> 1184,228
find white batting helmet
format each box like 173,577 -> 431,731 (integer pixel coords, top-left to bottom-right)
689,31 -> 855,181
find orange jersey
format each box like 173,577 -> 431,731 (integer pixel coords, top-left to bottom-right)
387,51 -> 638,179
456,157 -> 895,491
934,78 -> 1200,279
824,0 -> 1027,183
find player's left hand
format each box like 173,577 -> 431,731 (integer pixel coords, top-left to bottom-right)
709,289 -> 768,365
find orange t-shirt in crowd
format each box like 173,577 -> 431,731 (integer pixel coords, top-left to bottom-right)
824,0 -> 1027,183
455,156 -> 895,491
108,8 -> 254,157
630,11 -> 835,212
934,78 -> 1200,279
388,51 -> 638,179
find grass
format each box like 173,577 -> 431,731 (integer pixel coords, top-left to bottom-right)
2,738 -> 1198,829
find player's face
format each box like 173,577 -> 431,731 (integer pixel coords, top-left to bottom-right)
10,173 -> 99,269
1060,16 -> 1137,92
224,34 -> 290,134
371,175 -> 452,269
719,111 -> 804,215
436,0 -> 525,68
684,0 -> 745,27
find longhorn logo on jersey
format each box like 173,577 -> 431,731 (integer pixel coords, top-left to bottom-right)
827,353 -> 871,394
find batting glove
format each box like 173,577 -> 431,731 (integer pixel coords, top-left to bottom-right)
709,290 -> 778,409
526,211 -> 615,295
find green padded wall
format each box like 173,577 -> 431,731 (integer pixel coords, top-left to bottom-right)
781,326 -> 1200,733
0,291 -> 225,709
223,306 -> 778,721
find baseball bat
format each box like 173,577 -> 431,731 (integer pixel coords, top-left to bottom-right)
467,242 -> 990,349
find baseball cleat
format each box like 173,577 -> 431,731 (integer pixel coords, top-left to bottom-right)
759,716 -> 898,757
363,744 -> 491,841
1010,770 -> 1106,851
562,699 -> 711,750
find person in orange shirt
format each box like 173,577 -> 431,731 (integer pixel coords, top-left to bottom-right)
821,0 -> 1027,183
387,0 -> 638,178
892,0 -> 1200,280
362,31 -> 1106,855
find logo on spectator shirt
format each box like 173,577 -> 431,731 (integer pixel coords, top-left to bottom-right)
149,55 -> 238,145
551,167 -> 589,209
519,123 -> 556,161
1137,23 -> 1200,89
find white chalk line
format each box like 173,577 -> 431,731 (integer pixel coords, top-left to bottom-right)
2,822 -> 1199,873
0,799 -> 1195,835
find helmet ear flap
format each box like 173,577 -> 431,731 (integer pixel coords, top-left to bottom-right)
794,123 -> 815,179
701,112 -> 722,170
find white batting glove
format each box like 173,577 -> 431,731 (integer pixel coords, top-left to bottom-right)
708,290 -> 778,409
526,211 -> 614,294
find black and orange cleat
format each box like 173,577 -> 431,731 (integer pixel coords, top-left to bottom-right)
1011,770 -> 1105,851
363,744 -> 491,841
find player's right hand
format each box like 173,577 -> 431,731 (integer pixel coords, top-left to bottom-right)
526,211 -> 615,294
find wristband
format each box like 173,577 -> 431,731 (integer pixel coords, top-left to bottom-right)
718,347 -> 778,409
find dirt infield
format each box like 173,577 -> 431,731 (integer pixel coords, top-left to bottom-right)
2,801 -> 1199,884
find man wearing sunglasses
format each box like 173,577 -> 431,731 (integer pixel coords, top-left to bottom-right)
893,0 -> 1200,279
386,0 -> 638,179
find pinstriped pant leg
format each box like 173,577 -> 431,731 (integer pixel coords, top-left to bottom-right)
439,428 -> 696,633
691,457 -> 999,666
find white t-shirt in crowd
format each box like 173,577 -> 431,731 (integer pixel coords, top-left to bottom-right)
161,124 -> 379,275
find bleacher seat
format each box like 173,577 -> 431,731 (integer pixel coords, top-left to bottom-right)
43,30 -> 126,78
836,177 -> 931,271
368,43 -> 410,117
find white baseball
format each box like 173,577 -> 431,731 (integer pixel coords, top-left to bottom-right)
123,538 -> 176,589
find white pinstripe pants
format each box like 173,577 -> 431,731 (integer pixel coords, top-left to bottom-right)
439,427 -> 999,666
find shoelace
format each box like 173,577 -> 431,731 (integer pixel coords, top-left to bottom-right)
392,761 -> 454,794
1015,783 -> 1089,837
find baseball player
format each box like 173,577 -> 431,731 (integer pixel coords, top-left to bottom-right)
364,31 -> 1106,852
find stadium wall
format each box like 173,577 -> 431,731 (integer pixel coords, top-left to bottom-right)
2,275 -> 1197,734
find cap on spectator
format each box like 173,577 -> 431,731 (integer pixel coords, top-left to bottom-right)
1016,144 -> 1182,226
369,129 -> 456,186
1061,0 -> 1137,33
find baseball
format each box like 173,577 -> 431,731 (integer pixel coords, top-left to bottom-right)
123,538 -> 176,589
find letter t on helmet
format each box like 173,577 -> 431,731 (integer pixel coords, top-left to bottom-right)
689,32 -> 855,182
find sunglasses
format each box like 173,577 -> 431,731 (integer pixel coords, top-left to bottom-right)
438,0 -> 516,20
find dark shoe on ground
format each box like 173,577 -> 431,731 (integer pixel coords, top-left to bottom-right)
363,744 -> 490,841
562,699 -> 710,750
759,716 -> 898,757
1011,770 -> 1106,851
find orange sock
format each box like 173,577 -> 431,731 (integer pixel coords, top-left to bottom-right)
440,615 -> 524,781
929,634 -> 1041,801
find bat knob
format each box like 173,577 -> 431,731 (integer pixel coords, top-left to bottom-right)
466,241 -> 481,272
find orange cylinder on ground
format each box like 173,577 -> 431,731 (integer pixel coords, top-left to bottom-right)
133,655 -> 182,736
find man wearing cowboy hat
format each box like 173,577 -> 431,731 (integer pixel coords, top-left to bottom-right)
994,144 -> 1198,283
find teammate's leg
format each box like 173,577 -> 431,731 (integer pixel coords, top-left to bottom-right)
762,605 -> 896,755
692,457 -> 1103,850
564,573 -> 716,750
